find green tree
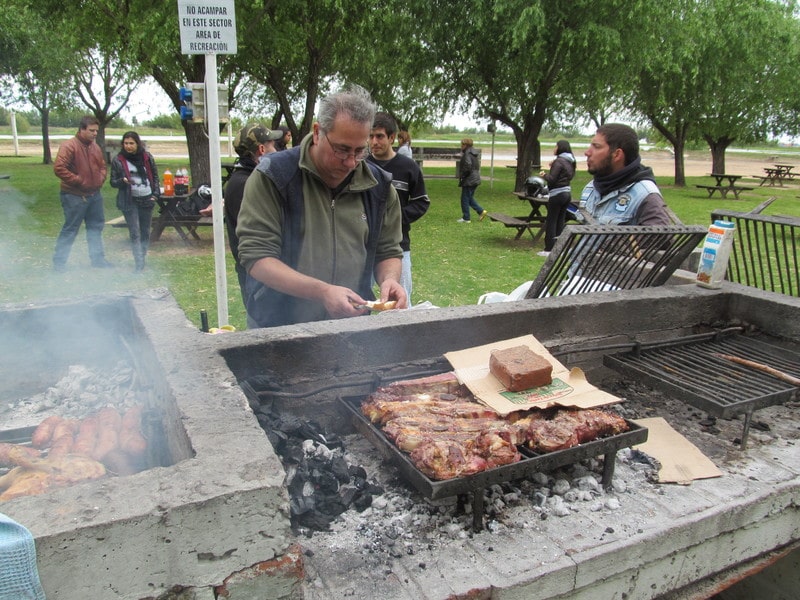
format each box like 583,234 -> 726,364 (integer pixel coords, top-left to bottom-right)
411,0 -> 640,190
72,50 -> 141,155
631,0 -> 800,184
694,0 -> 800,174
0,3 -> 79,163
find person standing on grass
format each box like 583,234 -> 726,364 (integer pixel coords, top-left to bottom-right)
52,115 -> 112,271
110,131 -> 160,272
538,139 -> 577,257
457,138 -> 487,223
367,112 -> 430,303
396,130 -> 413,158
220,124 -> 282,305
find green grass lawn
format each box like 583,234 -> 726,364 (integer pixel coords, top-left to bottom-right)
2,152 -> 798,331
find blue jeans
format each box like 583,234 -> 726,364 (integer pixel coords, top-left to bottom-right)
122,200 -> 154,268
460,186 -> 484,220
53,191 -> 107,266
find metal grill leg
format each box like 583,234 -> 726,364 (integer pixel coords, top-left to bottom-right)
472,488 -> 485,532
601,451 -> 616,490
740,410 -> 753,451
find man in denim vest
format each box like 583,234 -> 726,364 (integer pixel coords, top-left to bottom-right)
580,123 -> 671,226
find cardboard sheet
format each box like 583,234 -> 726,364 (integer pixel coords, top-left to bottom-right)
444,335 -> 623,416
632,417 -> 722,484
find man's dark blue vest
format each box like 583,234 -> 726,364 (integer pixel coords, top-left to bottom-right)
244,146 -> 393,327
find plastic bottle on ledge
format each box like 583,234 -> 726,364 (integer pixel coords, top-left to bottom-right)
696,220 -> 735,289
163,169 -> 174,196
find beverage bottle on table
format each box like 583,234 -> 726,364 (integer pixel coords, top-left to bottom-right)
174,168 -> 186,195
163,169 -> 174,196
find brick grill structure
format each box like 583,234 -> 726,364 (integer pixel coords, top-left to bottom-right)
0,282 -> 798,599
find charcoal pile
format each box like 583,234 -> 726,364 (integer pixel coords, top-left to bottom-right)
252,405 -> 384,534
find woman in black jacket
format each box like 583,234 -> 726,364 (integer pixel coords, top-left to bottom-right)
539,139 -> 576,255
110,131 -> 160,272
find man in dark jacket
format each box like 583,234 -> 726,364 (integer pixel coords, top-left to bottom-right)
221,124 -> 282,305
367,112 -> 429,303
52,116 -> 112,271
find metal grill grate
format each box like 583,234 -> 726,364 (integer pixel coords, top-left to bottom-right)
526,225 -> 707,298
604,334 -> 799,448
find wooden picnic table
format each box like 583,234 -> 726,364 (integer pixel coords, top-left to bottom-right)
151,194 -> 212,243
487,192 -> 549,242
696,173 -> 753,199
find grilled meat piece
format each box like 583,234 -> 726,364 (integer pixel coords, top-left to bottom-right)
410,439 -> 487,480
364,396 -> 497,425
362,373 -> 628,481
526,409 -> 629,453
380,372 -> 468,397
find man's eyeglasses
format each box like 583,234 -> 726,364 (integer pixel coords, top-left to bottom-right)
322,133 -> 368,162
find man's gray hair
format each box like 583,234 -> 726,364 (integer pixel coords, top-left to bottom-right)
317,84 -> 376,134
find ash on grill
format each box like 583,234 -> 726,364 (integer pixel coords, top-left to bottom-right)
245,374 -> 659,543
3,362 -> 140,424
251,404 -> 385,534
300,431 -> 658,567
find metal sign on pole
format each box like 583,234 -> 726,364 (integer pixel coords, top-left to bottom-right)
178,0 -> 237,329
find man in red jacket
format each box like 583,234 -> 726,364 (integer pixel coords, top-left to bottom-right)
52,116 -> 112,271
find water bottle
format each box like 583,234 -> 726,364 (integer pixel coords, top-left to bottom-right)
696,220 -> 735,289
163,169 -> 174,196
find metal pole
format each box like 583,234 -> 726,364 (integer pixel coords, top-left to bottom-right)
10,110 -> 19,156
490,121 -> 496,190
205,53 -> 229,327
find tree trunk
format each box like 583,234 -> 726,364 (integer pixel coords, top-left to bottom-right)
512,113 -> 547,191
648,116 -> 688,187
672,138 -> 685,186
40,109 -> 52,165
515,137 -> 541,191
704,134 -> 734,175
184,120 -> 211,185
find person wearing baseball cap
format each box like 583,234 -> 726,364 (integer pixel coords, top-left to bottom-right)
234,124 -> 282,158
220,124 -> 283,304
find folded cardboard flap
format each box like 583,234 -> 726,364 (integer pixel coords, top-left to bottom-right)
445,334 -> 622,416
632,417 -> 722,484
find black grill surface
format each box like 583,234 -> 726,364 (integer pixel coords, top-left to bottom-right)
604,334 -> 799,419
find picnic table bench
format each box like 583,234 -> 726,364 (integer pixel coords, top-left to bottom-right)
487,192 -> 549,243
696,173 -> 753,199
106,194 -> 213,244
487,213 -> 540,240
756,164 -> 795,187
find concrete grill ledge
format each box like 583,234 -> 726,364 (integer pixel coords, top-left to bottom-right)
0,289 -> 292,600
1,282 -> 798,599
